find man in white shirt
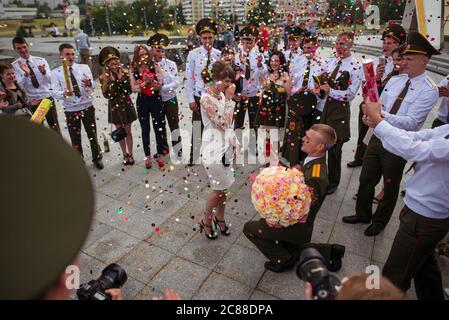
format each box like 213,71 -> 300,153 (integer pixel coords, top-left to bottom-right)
434,74 -> 449,128
11,36 -> 61,134
284,26 -> 304,73
363,97 -> 449,300
317,31 -> 363,195
282,34 -> 324,167
51,43 -> 103,170
234,26 -> 267,131
148,33 -> 182,158
74,28 -> 92,70
343,32 -> 440,237
185,18 -> 221,165
347,23 -> 406,168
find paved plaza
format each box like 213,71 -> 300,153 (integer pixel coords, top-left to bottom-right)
27,46 -> 447,300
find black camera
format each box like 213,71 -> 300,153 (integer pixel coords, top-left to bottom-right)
296,248 -> 341,300
77,263 -> 127,300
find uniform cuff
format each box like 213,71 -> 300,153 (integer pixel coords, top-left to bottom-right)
373,120 -> 391,139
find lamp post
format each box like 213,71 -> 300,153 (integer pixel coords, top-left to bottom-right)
104,0 -> 112,36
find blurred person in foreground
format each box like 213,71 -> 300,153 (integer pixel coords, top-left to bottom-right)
0,117 -> 180,300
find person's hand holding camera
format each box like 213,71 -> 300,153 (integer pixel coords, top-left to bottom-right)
105,288 -> 123,300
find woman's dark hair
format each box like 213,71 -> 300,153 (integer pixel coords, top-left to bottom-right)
202,60 -> 235,84
268,50 -> 287,74
132,45 -> 152,72
392,45 -> 405,57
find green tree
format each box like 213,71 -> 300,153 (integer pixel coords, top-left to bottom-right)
176,3 -> 186,25
246,0 -> 275,25
36,2 -> 51,19
374,0 -> 406,24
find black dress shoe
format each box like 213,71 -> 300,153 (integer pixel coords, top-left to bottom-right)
342,215 -> 371,224
93,158 -> 104,170
264,257 -> 297,273
347,159 -> 363,168
328,244 -> 345,272
326,185 -> 338,195
364,224 -> 383,237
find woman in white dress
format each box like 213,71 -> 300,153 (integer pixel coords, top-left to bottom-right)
199,60 -> 238,240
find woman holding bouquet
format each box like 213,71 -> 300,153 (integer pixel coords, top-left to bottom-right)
99,47 -> 137,165
199,60 -> 238,240
131,45 -> 166,169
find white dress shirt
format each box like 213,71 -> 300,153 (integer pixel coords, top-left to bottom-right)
323,55 -> 363,102
285,48 -> 304,74
12,55 -> 52,100
374,120 -> 449,219
51,63 -> 95,112
234,47 -> 268,97
381,72 -> 439,131
157,58 -> 180,102
303,155 -> 322,166
185,46 -> 221,103
436,75 -> 449,124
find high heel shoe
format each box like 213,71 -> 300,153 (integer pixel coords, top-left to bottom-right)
123,154 -> 130,166
199,220 -> 217,240
128,154 -> 135,165
157,154 -> 165,168
145,157 -> 152,169
213,217 -> 230,236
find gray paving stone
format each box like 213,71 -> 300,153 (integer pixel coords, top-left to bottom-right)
257,269 -> 305,300
97,177 -> 139,198
84,229 -> 141,264
94,192 -> 115,211
88,169 -> 116,189
143,192 -> 189,219
117,242 -> 174,284
78,252 -> 107,284
192,272 -> 252,300
114,164 -> 154,184
214,244 -> 266,287
178,233 -> 233,269
329,221 -> 374,258
334,252 -> 371,279
83,221 -> 115,249
311,217 -> 334,244
118,184 -> 163,209
249,290 -> 281,300
235,233 -> 258,251
94,197 -> 139,223
149,257 -> 211,299
172,199 -> 204,227
316,197 -> 343,222
372,236 -> 394,264
121,277 -> 146,300
105,210 -> 168,241
134,284 -> 165,300
145,218 -> 195,254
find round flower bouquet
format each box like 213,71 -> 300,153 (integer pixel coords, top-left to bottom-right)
251,166 -> 313,227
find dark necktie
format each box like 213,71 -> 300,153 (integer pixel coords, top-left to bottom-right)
287,51 -> 294,70
69,67 -> 81,97
27,60 -> 39,88
329,59 -> 342,82
206,50 -> 211,69
382,70 -> 395,89
302,59 -> 311,88
244,54 -> 251,80
389,79 -> 410,115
